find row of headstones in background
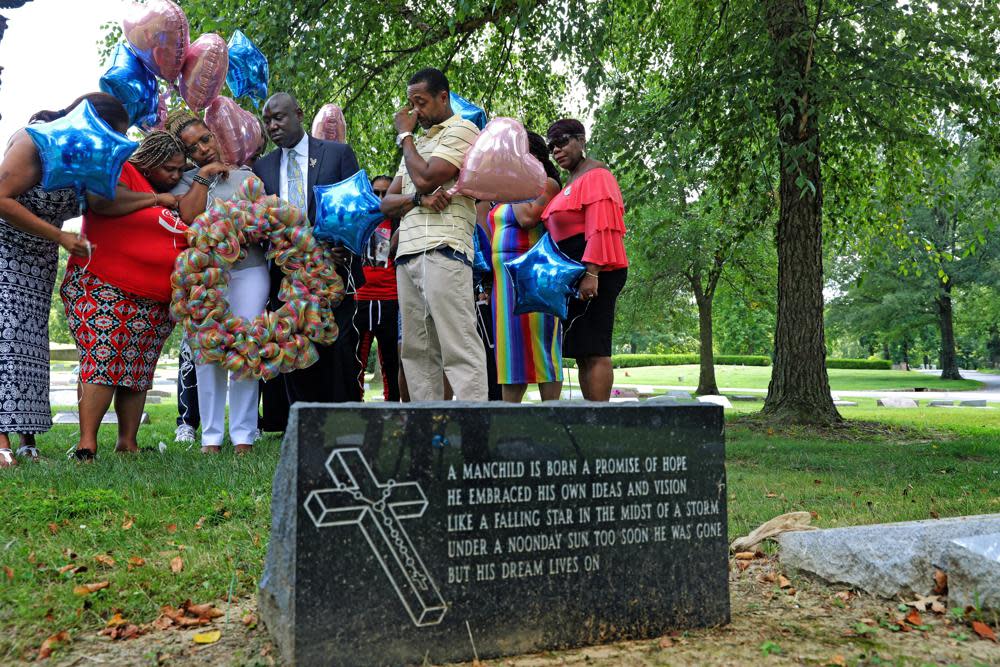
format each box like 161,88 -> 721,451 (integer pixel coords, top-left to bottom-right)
877,397 -> 989,408
259,402 -> 730,666
52,412 -> 151,425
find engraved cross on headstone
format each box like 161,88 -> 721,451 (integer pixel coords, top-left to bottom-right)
304,447 -> 448,627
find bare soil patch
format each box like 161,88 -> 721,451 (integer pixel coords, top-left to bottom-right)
38,557 -> 999,666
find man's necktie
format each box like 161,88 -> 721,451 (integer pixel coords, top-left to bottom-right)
287,148 -> 306,213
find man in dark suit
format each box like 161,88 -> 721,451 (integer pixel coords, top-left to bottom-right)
253,92 -> 364,431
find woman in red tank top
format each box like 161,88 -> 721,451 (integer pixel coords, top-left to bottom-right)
62,132 -> 189,460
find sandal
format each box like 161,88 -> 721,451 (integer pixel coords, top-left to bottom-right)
0,448 -> 16,468
71,448 -> 96,462
16,445 -> 40,462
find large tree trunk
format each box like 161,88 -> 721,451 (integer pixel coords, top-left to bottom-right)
936,278 -> 962,380
761,0 -> 841,424
694,289 -> 719,395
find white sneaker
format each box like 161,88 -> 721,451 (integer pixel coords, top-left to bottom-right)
175,424 -> 196,443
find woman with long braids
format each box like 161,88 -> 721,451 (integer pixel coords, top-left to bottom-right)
541,119 -> 628,402
61,131 -> 189,460
167,110 -> 268,454
0,92 -> 128,468
483,131 -> 565,403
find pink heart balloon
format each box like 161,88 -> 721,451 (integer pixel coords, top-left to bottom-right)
205,96 -> 262,166
179,33 -> 229,112
122,0 -> 189,82
311,104 -> 346,143
449,118 -> 546,202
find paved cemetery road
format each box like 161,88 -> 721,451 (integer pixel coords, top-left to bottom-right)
603,370 -> 1000,403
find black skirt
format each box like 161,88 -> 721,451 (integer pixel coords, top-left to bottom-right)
557,234 -> 627,359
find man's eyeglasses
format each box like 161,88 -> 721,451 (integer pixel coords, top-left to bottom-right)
183,132 -> 214,157
547,134 -> 579,153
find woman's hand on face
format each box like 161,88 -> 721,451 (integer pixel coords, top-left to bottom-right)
198,162 -> 231,179
60,231 -> 92,258
578,273 -> 599,301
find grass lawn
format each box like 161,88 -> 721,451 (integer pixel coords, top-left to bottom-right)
1,402 -> 998,662
588,364 -> 985,392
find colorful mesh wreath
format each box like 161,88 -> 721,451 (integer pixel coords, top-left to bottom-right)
169,176 -> 344,381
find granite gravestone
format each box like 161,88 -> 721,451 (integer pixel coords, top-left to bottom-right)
260,403 -> 728,666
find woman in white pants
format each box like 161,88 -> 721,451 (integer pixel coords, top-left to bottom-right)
168,111 -> 270,454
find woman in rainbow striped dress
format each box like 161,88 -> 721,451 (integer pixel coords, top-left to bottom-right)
487,132 -> 565,402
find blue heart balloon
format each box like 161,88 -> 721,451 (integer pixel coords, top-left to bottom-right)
450,92 -> 487,130
504,233 -> 585,320
226,29 -> 269,105
25,100 -> 139,201
472,224 -> 491,275
313,169 -> 384,255
100,43 -> 159,129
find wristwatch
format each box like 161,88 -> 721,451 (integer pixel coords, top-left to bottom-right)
396,131 -> 414,147
411,192 -> 423,208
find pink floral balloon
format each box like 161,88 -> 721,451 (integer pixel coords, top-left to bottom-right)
204,96 -> 262,166
122,0 -> 190,82
179,34 -> 229,112
449,118 -> 546,202
311,104 -> 346,142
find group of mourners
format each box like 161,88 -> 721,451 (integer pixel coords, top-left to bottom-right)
0,67 -> 628,468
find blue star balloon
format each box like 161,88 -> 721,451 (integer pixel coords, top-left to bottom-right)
25,100 -> 139,201
226,29 -> 269,105
472,223 -> 491,275
504,233 -> 585,320
450,92 -> 487,130
100,43 -> 160,129
313,169 -> 384,255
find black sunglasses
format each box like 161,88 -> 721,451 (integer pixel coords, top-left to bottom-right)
373,189 -> 388,197
547,134 -> 580,153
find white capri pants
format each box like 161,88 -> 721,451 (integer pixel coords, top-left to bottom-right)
196,263 -> 270,447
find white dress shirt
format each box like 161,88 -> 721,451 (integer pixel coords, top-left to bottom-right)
278,132 -> 310,202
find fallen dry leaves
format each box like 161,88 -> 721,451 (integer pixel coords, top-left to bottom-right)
932,569 -> 948,595
36,630 -> 70,660
3,565 -> 13,581
657,636 -> 674,649
902,594 -> 947,614
193,629 -> 221,644
127,556 -> 145,570
121,515 -> 134,530
155,601 -> 225,630
99,623 -> 143,641
170,556 -> 184,574
94,554 -> 116,568
165,523 -> 177,534
72,581 -> 109,596
47,523 -> 58,535
971,620 -> 996,642
184,601 -> 224,619
904,609 -> 923,627
98,613 -> 145,641
826,655 -> 846,667
734,551 -> 756,561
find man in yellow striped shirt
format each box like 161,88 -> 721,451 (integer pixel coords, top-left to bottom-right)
380,68 -> 487,401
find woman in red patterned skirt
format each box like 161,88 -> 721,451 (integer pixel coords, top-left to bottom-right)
61,132 -> 188,459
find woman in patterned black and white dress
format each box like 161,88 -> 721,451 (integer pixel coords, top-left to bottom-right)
0,93 -> 130,467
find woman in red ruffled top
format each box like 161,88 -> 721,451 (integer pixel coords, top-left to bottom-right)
541,118 -> 628,402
